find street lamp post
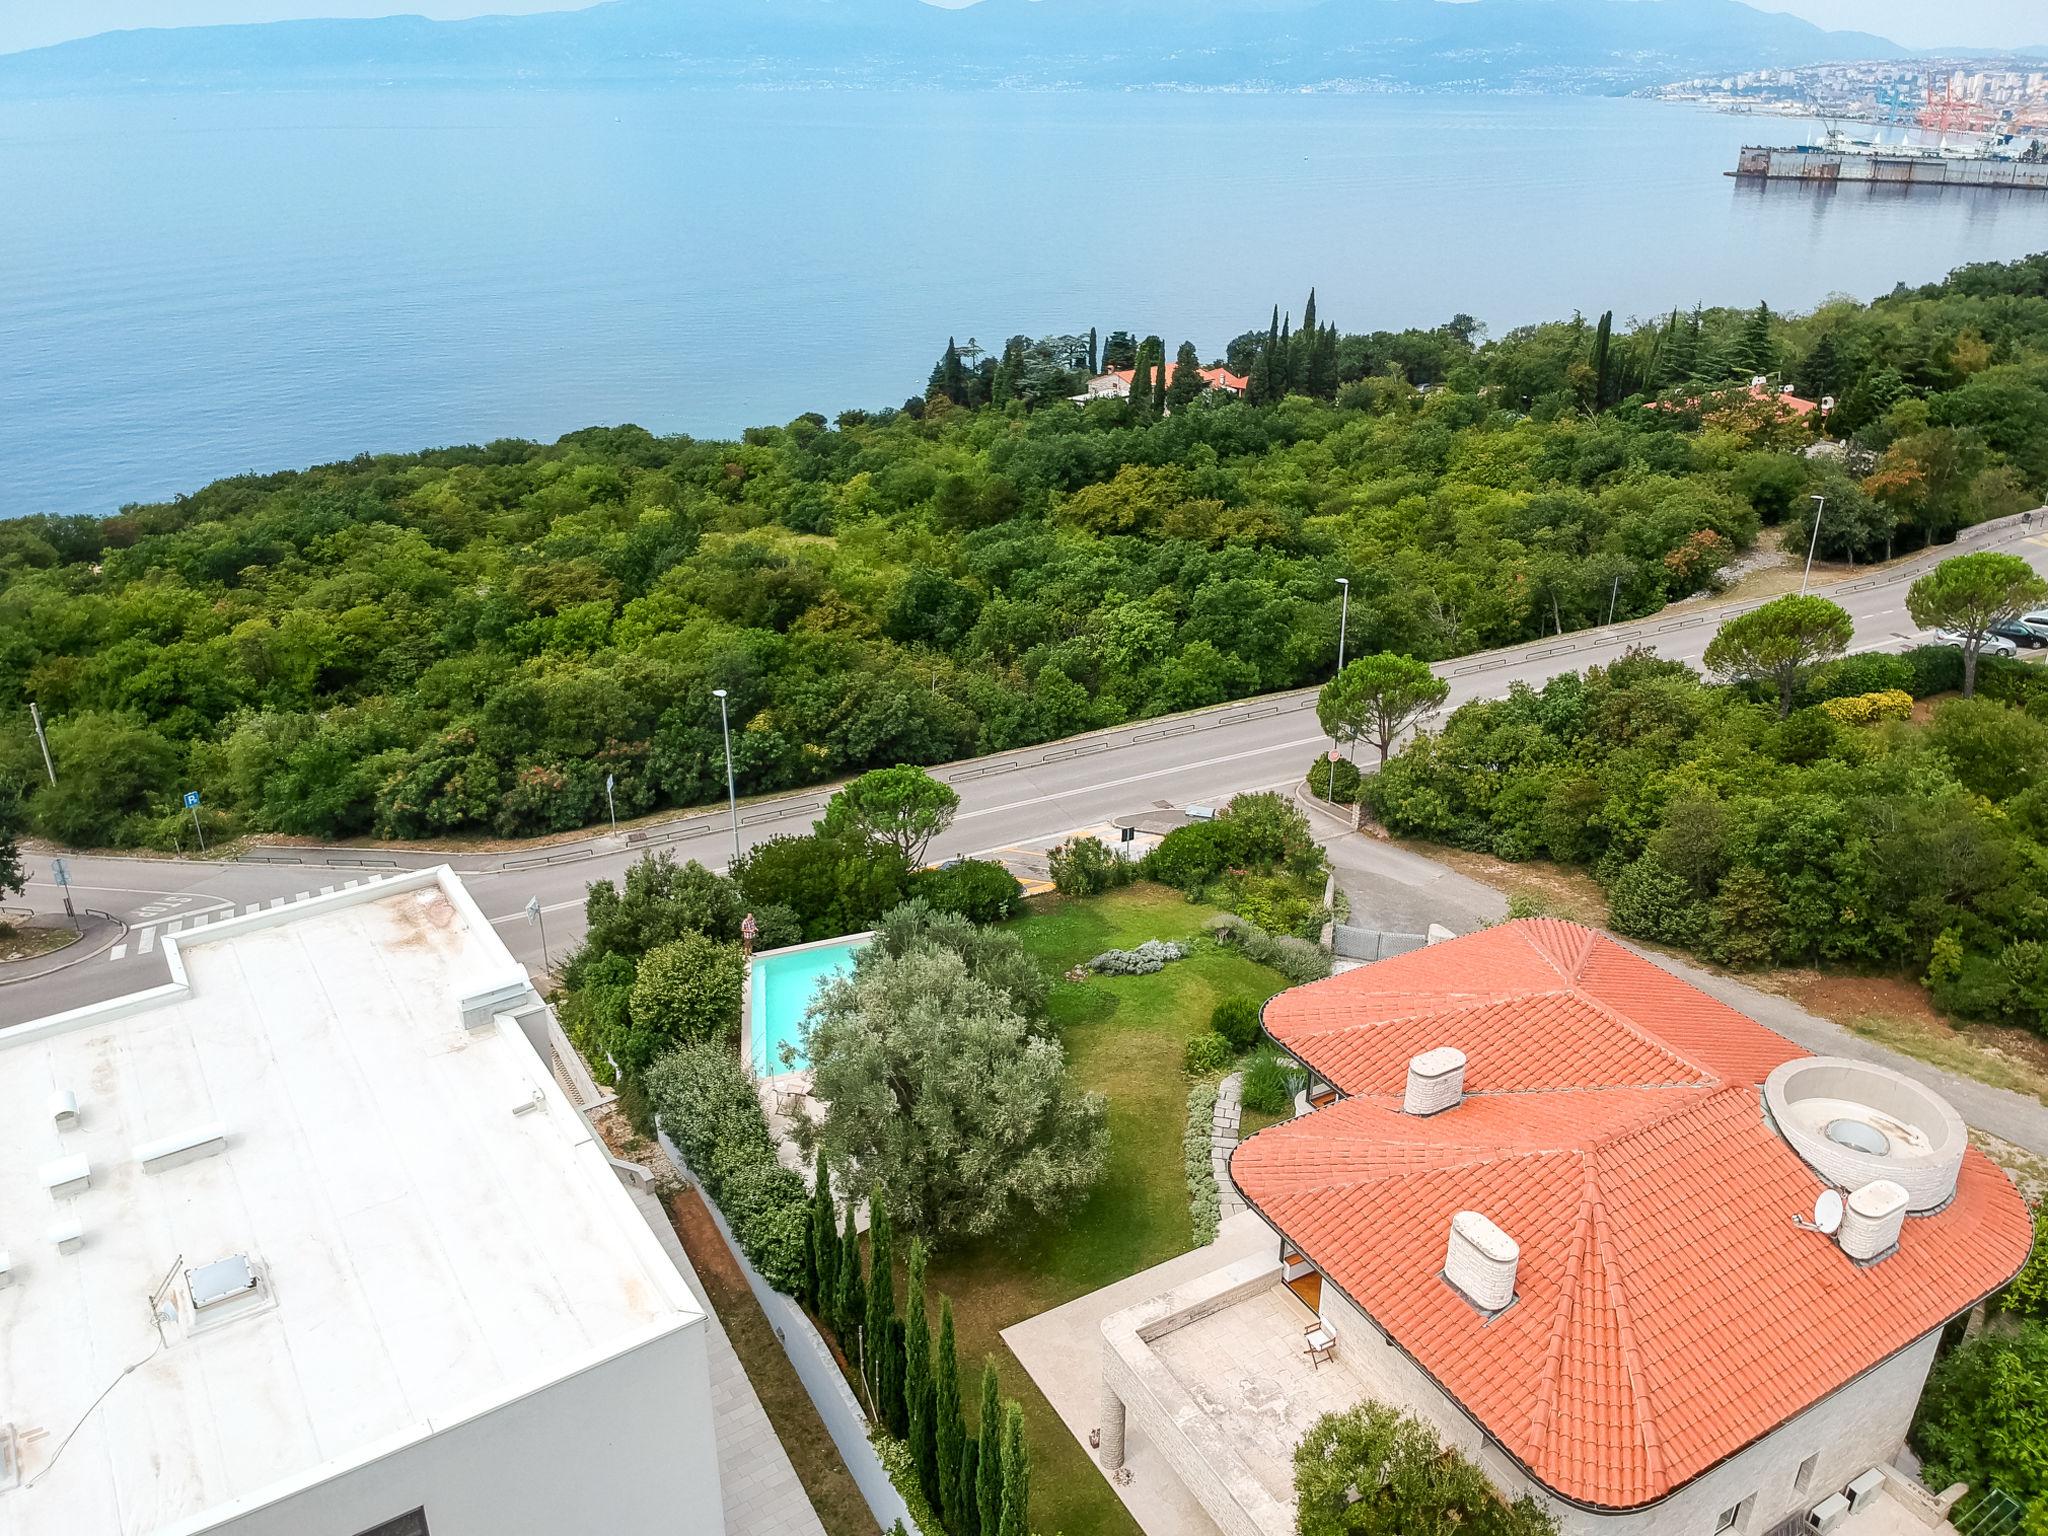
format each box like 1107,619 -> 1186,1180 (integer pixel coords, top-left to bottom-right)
1335,577 -> 1351,675
713,688 -> 741,866
28,703 -> 55,787
1801,495 -> 1827,597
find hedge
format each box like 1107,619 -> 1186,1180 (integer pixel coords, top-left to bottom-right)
1817,689 -> 1914,726
646,1042 -> 810,1293
1185,1082 -> 1221,1245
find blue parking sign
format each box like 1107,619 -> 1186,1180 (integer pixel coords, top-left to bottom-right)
184,791 -> 201,809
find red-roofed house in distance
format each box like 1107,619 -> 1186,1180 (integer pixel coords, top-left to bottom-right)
1084,921 -> 2031,1536
1075,364 -> 1251,404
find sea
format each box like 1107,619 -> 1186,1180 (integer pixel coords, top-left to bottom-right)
5,86 -> 2048,519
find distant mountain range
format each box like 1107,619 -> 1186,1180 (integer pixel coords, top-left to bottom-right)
0,0 -> 1925,96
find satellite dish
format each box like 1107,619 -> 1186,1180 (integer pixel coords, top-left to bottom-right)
1813,1190 -> 1844,1236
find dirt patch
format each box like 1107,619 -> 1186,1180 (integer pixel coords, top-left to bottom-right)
1661,525 -> 1904,616
1396,843 -> 1611,928
665,1187 -> 881,1536
0,924 -> 80,965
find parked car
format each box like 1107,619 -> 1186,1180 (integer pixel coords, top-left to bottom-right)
1934,627 -> 2019,658
2018,611 -> 2048,642
1991,620 -> 2047,649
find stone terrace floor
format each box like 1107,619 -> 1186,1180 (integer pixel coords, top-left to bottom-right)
1149,1281 -> 1376,1506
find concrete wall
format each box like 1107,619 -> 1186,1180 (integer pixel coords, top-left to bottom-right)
1313,1286 -> 1940,1536
183,1321 -> 722,1536
1741,148 -> 2048,190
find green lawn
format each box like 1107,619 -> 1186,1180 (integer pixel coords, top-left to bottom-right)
922,884 -> 1287,1536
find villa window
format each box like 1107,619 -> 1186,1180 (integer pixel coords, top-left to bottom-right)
1795,1455 -> 1818,1495
353,1512 -> 429,1536
1713,1496 -> 1754,1533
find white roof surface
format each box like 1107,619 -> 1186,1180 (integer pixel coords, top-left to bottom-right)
0,871 -> 700,1536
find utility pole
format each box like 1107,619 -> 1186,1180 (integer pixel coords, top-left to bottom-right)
1802,495 -> 1827,597
604,773 -> 618,837
1608,574 -> 1621,626
1332,577 -> 1352,760
28,703 -> 55,786
714,689 -> 741,867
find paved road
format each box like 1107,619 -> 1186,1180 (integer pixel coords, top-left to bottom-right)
8,514 -> 2044,1026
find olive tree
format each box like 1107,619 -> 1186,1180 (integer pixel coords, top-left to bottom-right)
1317,653 -> 1451,765
1906,551 -> 2048,698
821,765 -> 962,865
798,945 -> 1107,1239
1702,594 -> 1854,717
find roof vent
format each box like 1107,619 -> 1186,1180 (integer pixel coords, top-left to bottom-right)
460,977 -> 532,1033
51,1090 -> 79,1132
0,1423 -> 17,1493
1444,1210 -> 1518,1314
39,1155 -> 91,1200
1404,1048 -> 1467,1116
188,1254 -> 259,1313
135,1123 -> 228,1175
0,1250 -> 13,1289
1839,1180 -> 1910,1264
48,1213 -> 84,1256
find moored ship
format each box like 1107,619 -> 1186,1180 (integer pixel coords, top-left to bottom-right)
1734,129 -> 2048,191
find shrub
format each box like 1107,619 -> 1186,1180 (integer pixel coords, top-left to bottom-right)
1183,1032 -> 1235,1075
1219,868 -> 1327,940
1211,913 -> 1333,985
1211,996 -> 1262,1051
626,931 -> 748,1065
1910,1322 -> 2048,1516
1297,1404 -> 1559,1536
1606,856 -> 1710,952
646,1043 -> 811,1293
1802,651 -> 1915,705
1306,754 -> 1363,805
732,829 -> 912,941
1048,835 -> 1135,896
1145,792 -> 1325,895
1185,1082 -> 1221,1244
1088,939 -> 1187,975
910,858 -> 1023,924
1817,689 -> 1914,726
1241,1045 -> 1303,1116
2004,1205 -> 2048,1321
1901,643 -> 1965,698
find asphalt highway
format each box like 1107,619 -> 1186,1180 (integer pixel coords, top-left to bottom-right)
8,515 -> 2044,1025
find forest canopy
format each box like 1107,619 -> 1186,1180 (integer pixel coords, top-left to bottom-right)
6,255 -> 2048,849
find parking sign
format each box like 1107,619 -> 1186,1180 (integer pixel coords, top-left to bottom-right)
183,791 -> 201,809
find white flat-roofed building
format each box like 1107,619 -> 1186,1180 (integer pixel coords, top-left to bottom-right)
0,868 -> 723,1536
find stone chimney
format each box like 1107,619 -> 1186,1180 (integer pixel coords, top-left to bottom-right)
1404,1048 -> 1467,1116
1444,1211 -> 1518,1313
1839,1180 -> 1910,1264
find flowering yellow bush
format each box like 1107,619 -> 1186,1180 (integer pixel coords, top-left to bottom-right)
1819,690 -> 1914,726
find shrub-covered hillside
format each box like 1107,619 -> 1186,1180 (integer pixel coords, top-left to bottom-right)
6,256 -> 2048,848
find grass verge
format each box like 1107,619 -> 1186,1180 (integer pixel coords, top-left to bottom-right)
0,925 -> 79,965
665,1187 -> 881,1536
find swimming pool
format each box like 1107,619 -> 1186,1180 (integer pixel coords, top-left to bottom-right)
748,936 -> 870,1078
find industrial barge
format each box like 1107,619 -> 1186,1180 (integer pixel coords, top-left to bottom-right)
1734,130 -> 2048,191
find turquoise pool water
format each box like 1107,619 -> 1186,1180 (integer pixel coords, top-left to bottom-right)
750,939 -> 867,1077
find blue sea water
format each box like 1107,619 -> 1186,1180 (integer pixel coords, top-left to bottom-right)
3,87 -> 2047,518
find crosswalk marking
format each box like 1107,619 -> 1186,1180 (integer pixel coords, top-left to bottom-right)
138,927 -> 155,954
245,904 -> 259,915
318,885 -> 334,896
110,944 -> 126,960
270,897 -> 285,908
295,890 -> 310,902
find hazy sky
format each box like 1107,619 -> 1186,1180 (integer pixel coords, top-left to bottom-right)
1,0 -> 2041,58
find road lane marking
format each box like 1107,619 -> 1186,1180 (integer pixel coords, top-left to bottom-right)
139,928 -> 155,954
109,944 -> 126,961
270,897 -> 286,908
954,735 -> 1330,822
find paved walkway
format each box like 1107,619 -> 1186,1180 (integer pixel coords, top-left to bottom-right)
1213,1072 -> 1248,1221
629,1187 -> 829,1536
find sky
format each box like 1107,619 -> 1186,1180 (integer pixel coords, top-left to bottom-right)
0,0 -> 2042,57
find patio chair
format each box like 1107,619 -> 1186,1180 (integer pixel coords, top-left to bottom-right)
1303,1321 -> 1337,1369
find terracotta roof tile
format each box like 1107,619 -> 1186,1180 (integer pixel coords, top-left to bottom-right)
1231,922 -> 2034,1510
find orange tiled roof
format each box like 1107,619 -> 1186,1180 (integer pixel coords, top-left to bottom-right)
1232,920 -> 2034,1511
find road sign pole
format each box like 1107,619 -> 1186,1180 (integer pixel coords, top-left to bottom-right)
184,790 -> 206,852
29,703 -> 56,786
606,774 -> 618,837
50,856 -> 78,930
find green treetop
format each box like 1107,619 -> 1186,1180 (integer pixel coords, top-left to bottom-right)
1317,653 -> 1452,765
1906,551 -> 2048,697
1703,594 -> 1855,717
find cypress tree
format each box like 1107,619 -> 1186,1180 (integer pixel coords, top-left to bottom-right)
1278,313 -> 1292,393
957,1436 -> 981,1536
1166,340 -> 1205,412
1740,300 -> 1777,378
905,1240 -> 939,1504
935,1299 -> 966,1533
809,1152 -> 837,1318
998,1400 -> 1030,1536
1148,335 -> 1168,415
1590,310 -> 1614,413
1087,325 -> 1099,375
1308,322 -> 1339,398
833,1200 -> 864,1348
1299,288 -> 1318,390
863,1198 -> 897,1424
975,1362 -> 1003,1536
884,1317 -> 908,1439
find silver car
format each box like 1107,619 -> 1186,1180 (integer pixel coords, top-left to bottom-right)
1934,627 -> 2019,658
